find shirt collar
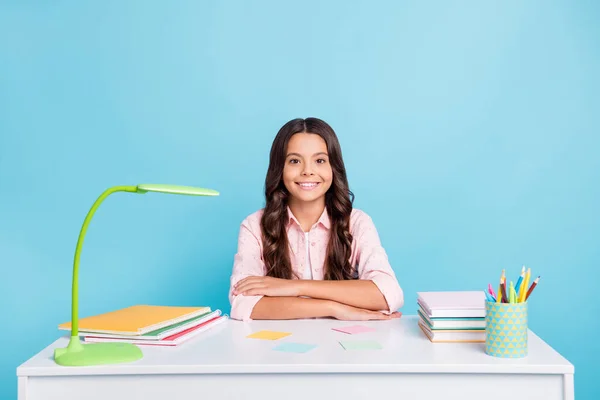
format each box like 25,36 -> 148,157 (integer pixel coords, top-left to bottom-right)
287,206 -> 331,230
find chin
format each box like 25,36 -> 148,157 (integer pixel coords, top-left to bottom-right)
292,190 -> 326,203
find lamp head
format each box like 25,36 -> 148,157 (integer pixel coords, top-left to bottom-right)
136,184 -> 219,196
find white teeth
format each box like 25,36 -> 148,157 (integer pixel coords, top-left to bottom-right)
299,183 -> 318,188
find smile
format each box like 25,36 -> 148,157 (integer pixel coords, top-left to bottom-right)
296,182 -> 321,190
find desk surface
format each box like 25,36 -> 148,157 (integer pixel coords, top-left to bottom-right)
17,316 -> 573,377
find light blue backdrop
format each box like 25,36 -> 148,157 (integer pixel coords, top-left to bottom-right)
1,1 -> 598,399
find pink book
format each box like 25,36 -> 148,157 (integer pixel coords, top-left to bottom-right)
417,291 -> 485,318
84,315 -> 227,346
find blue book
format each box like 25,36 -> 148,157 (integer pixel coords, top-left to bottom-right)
417,307 -> 485,330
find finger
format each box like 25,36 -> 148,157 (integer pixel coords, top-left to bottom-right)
366,311 -> 392,320
240,284 -> 268,295
237,276 -> 264,284
234,282 -> 262,294
243,288 -> 265,296
235,278 -> 264,291
235,276 -> 260,287
371,314 -> 391,320
234,278 -> 249,288
235,283 -> 260,293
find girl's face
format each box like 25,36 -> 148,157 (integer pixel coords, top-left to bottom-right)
283,133 -> 333,205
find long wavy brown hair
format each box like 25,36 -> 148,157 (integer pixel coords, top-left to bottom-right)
260,117 -> 356,281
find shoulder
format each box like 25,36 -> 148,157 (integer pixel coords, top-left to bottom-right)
349,208 -> 376,234
350,208 -> 372,223
349,208 -> 383,246
240,209 -> 264,232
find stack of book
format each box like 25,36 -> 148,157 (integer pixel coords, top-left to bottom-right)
59,305 -> 227,347
417,291 -> 486,343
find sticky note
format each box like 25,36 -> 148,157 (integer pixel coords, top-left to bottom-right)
273,342 -> 317,353
339,340 -> 382,350
332,325 -> 376,335
246,330 -> 291,340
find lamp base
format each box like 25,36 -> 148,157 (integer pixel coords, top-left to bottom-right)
54,336 -> 143,366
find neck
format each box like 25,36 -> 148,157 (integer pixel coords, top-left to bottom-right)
288,198 -> 326,232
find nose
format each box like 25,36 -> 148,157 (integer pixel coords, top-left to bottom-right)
302,164 -> 315,176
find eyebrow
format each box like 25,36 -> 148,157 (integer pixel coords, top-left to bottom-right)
286,152 -> 329,158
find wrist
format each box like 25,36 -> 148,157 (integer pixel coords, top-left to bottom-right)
324,300 -> 341,318
293,280 -> 308,297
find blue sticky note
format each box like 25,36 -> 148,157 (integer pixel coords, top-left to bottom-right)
273,342 -> 317,353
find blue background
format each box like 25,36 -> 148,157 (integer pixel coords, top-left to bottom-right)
1,1 -> 598,398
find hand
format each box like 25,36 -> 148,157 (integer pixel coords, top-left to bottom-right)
233,276 -> 300,297
331,302 -> 402,321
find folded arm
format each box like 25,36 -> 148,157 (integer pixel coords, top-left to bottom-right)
235,275 -> 397,313
249,296 -> 399,321
249,297 -> 336,320
294,279 -> 388,311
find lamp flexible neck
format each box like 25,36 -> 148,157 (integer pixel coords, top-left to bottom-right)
71,186 -> 138,336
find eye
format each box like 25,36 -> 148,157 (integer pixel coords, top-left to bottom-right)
289,158 -> 300,164
316,158 -> 327,164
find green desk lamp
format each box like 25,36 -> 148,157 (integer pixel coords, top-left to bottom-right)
54,184 -> 219,367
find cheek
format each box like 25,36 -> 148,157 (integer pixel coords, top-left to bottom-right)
282,166 -> 295,186
323,166 -> 333,183
321,167 -> 334,189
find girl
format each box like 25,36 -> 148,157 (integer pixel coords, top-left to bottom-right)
229,117 -> 403,321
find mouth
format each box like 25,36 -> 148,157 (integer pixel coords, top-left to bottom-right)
296,182 -> 321,191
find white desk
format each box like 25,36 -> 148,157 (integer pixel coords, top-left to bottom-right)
17,316 -> 574,400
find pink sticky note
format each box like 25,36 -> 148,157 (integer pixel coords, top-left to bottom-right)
332,325 -> 376,335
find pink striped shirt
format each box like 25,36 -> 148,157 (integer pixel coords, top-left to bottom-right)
229,207 -> 404,321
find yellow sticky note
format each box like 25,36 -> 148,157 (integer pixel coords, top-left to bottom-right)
247,330 -> 291,340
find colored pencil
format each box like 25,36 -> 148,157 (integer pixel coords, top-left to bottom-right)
500,277 -> 508,303
515,265 -> 525,293
525,276 -> 540,300
488,283 -> 496,300
509,281 -> 516,303
497,269 -> 505,303
519,268 -> 531,302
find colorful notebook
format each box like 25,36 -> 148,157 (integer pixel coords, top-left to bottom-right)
418,319 -> 485,343
417,308 -> 485,330
59,305 -> 211,335
84,315 -> 228,346
417,291 -> 485,318
78,310 -> 221,340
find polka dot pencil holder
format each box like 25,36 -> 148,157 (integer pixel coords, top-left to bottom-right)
485,301 -> 528,358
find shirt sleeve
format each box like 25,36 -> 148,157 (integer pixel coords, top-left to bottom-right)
354,211 -> 404,312
229,217 -> 266,321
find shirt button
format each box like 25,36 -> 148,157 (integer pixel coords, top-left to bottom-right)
311,242 -> 316,246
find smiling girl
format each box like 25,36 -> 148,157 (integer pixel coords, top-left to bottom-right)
229,117 -> 403,321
